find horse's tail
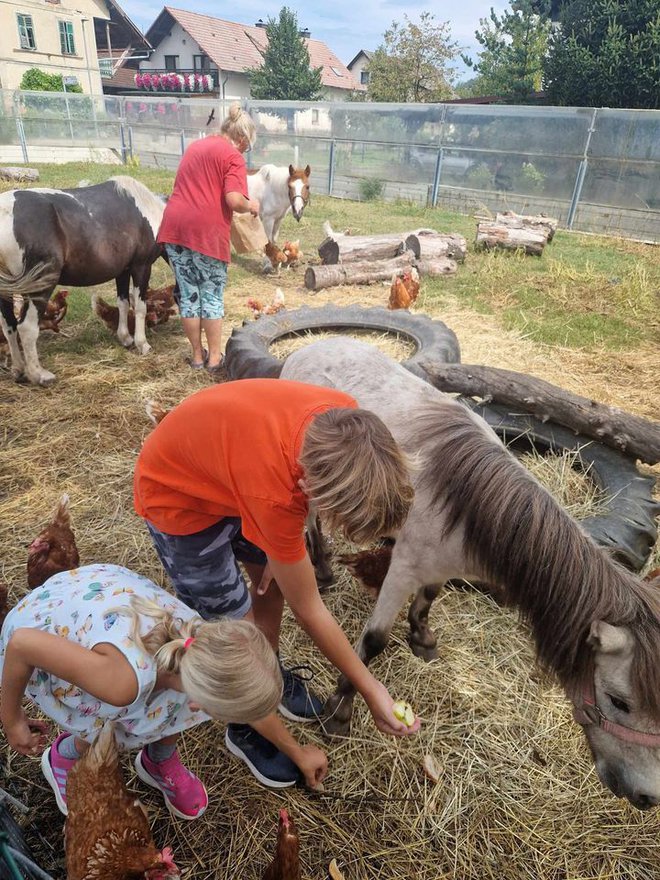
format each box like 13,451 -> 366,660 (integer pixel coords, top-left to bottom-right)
0,260 -> 59,301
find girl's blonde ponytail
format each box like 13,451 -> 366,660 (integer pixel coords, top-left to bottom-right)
113,597 -> 281,724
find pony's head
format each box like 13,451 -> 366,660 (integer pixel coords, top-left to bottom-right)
287,165 -> 311,221
574,609 -> 660,810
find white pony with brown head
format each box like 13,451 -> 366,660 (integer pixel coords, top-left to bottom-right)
247,164 -> 311,272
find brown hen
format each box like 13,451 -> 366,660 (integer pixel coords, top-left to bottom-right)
39,289 -> 69,333
65,722 -> 178,880
388,268 -> 420,310
247,289 -> 286,319
91,287 -> 176,336
262,809 -> 301,880
339,545 -> 393,598
282,240 -> 301,266
27,494 -> 80,589
264,241 -> 288,272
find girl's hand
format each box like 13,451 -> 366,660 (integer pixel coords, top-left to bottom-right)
255,563 -> 275,596
294,744 -> 328,789
365,681 -> 421,737
3,711 -> 49,756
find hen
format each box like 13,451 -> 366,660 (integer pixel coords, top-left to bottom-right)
339,544 -> 393,598
39,289 -> 69,333
91,286 -> 177,336
282,240 -> 301,267
145,400 -> 171,427
264,241 -> 288,273
387,268 -> 420,311
247,289 -> 286,319
262,809 -> 300,880
27,494 -> 80,589
65,722 -> 178,880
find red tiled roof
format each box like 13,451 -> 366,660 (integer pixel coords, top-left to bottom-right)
154,7 -> 364,91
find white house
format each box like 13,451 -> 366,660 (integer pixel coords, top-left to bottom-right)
138,7 -> 365,100
346,49 -> 372,88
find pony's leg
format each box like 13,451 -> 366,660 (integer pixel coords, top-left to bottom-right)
0,297 -> 25,381
407,583 -> 445,661
130,276 -> 151,356
305,513 -> 335,590
17,298 -> 55,386
324,564 -> 423,737
115,270 -> 133,348
271,215 -> 283,242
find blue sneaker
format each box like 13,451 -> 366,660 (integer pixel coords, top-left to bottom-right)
278,661 -> 324,723
225,725 -> 300,789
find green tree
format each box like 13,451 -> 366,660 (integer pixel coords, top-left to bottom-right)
544,0 -> 660,108
20,68 -> 82,92
248,7 -> 323,101
368,12 -> 457,103
462,0 -> 551,102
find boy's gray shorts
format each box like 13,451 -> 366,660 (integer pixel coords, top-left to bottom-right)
147,517 -> 267,620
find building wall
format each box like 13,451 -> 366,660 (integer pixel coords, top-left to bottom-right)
347,54 -> 370,87
0,0 -> 108,93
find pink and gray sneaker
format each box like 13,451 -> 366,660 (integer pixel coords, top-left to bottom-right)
41,732 -> 76,816
135,748 -> 208,820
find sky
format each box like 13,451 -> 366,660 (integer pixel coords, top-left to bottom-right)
118,0 -> 506,81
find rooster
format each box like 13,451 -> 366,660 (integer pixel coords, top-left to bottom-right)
65,722 -> 179,880
91,286 -> 176,336
39,289 -> 69,333
27,494 -> 80,589
282,240 -> 301,267
388,267 -> 420,311
262,809 -> 300,880
339,544 -> 393,598
145,400 -> 171,427
264,241 -> 288,273
247,289 -> 286,319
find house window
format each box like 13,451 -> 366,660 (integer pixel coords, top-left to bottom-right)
59,20 -> 75,55
164,55 -> 179,71
17,14 -> 36,50
360,70 -> 370,85
193,54 -> 210,71
99,58 -> 114,77
312,109 -> 319,125
330,66 -> 343,77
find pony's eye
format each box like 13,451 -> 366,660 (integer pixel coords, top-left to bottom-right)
607,694 -> 630,714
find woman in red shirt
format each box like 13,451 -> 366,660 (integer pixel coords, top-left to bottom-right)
158,104 -> 260,375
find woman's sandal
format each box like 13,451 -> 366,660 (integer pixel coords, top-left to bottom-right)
186,349 -> 208,370
206,355 -> 226,379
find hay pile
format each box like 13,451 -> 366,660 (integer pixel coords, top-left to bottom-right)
0,251 -> 659,880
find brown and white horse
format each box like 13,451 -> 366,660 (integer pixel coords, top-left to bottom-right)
283,337 -> 660,810
247,164 -> 310,271
0,177 -> 164,385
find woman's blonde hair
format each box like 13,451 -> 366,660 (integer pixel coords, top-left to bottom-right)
114,597 -> 281,723
299,407 -> 414,545
220,102 -> 256,147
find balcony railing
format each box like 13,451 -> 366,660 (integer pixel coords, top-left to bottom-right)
137,68 -> 220,91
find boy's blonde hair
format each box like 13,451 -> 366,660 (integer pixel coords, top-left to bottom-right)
299,407 -> 414,545
115,597 -> 281,724
220,103 -> 256,147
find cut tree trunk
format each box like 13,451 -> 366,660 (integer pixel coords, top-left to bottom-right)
405,231 -> 467,262
305,254 -> 415,291
414,258 -> 458,277
0,166 -> 39,182
475,222 -> 547,255
418,361 -> 660,465
496,211 -> 559,242
317,232 -> 410,265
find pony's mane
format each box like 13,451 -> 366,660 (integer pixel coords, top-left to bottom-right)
110,176 -> 164,236
417,401 -> 660,717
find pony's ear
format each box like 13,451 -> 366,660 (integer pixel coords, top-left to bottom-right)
304,165 -> 311,177
588,621 -> 634,655
288,164 -> 295,176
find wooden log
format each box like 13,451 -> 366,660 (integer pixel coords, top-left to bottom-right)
415,257 -> 458,277
0,166 -> 39,182
418,361 -> 660,465
495,210 -> 559,242
317,223 -> 436,265
475,222 -> 547,256
305,253 -> 415,291
405,231 -> 467,262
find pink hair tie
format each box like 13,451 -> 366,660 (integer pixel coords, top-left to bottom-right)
183,637 -> 196,651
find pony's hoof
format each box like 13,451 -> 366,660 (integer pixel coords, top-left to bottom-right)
11,366 -> 26,382
119,334 -> 134,349
136,341 -> 152,355
29,369 -> 56,387
408,637 -> 439,662
321,694 -> 353,738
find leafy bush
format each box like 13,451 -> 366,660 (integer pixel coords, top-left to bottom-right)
466,163 -> 493,189
358,177 -> 384,201
20,68 -> 82,93
517,161 -> 546,192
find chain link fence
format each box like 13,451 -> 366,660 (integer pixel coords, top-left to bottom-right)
1,90 -> 658,241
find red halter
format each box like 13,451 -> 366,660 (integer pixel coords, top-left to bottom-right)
573,677 -> 660,748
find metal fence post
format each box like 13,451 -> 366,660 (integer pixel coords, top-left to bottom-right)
567,108 -> 598,230
15,117 -> 28,164
431,104 -> 448,208
180,130 -> 186,155
127,125 -> 134,161
328,139 -> 336,196
119,122 -> 128,164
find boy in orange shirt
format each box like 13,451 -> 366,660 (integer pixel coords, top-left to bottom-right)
135,378 -> 417,789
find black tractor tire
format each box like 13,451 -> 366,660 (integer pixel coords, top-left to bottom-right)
0,804 -> 42,880
461,398 -> 659,572
224,305 -> 461,381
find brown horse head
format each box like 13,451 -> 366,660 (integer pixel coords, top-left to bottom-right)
287,165 -> 311,221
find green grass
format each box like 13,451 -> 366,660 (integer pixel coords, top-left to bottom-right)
2,162 -> 658,350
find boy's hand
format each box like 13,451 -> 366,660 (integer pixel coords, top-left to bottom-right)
3,711 -> 49,756
295,744 -> 328,789
365,681 -> 421,737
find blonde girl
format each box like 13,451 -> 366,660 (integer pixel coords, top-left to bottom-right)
0,563 -> 324,820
